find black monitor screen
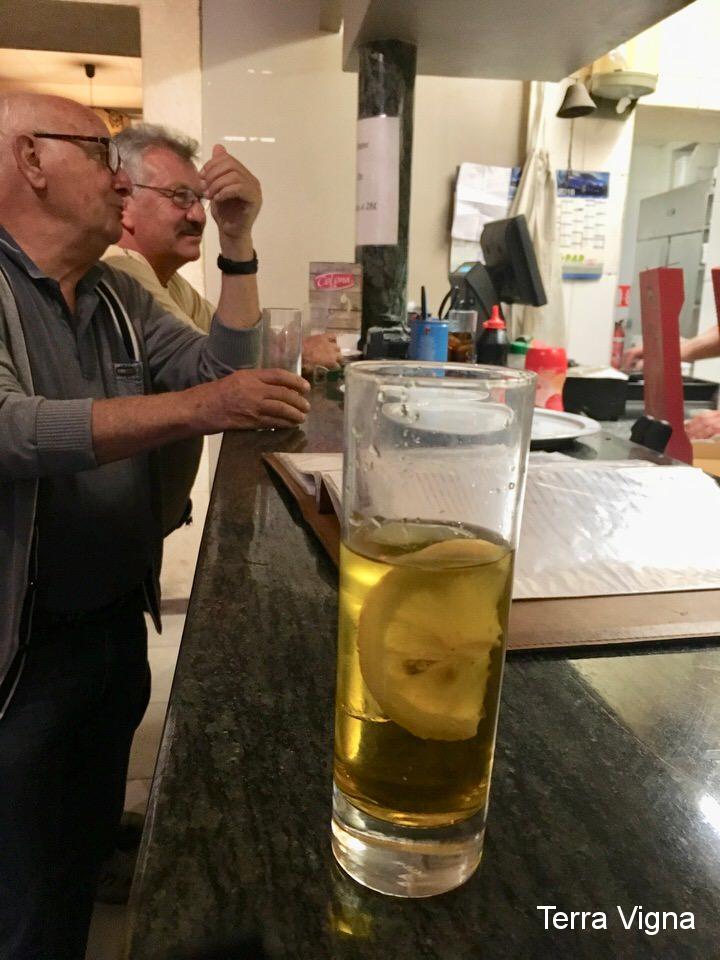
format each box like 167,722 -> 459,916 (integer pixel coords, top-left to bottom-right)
480,214 -> 547,308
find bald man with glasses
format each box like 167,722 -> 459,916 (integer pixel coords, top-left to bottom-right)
0,93 -> 310,959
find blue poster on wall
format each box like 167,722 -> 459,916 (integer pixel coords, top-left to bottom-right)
557,170 -> 610,198
556,170 -> 610,280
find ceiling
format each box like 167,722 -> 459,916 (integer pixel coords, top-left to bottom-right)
0,48 -> 142,110
0,0 -> 141,57
342,0 -> 696,80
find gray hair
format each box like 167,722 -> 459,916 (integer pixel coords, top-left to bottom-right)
113,123 -> 199,182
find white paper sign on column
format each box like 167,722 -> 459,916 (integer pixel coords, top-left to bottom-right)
356,115 -> 400,247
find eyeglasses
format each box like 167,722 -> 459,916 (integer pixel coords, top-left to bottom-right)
32,132 -> 121,174
132,183 -> 208,210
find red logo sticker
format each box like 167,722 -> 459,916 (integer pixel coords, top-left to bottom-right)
314,273 -> 356,290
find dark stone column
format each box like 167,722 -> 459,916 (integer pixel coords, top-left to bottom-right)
356,40 -> 417,340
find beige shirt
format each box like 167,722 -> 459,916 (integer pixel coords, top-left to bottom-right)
103,245 -> 214,332
101,245 -> 213,534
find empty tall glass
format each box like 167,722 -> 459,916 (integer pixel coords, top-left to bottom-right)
262,307 -> 303,375
332,361 -> 535,897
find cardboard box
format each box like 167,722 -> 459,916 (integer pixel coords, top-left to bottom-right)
692,440 -> 720,478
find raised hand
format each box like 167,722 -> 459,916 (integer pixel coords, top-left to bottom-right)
200,144 -> 262,244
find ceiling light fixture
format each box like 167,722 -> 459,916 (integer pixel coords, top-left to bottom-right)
84,63 -> 96,108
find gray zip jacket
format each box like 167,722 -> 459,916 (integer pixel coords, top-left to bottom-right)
0,262 -> 260,714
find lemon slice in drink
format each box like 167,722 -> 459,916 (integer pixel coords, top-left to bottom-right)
357,538 -> 509,741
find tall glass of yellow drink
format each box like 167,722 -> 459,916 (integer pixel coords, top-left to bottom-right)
332,361 -> 535,897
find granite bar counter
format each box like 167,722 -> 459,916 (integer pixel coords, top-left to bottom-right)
126,391 -> 720,960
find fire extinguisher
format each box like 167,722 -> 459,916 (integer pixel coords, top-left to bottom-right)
611,318 -> 625,370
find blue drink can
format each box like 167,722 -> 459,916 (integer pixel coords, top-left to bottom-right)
408,317 -> 449,361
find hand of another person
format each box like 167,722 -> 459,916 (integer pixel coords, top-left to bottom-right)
684,410 -> 720,441
196,368 -> 310,431
201,145 -> 262,242
301,333 -> 342,373
622,345 -> 644,371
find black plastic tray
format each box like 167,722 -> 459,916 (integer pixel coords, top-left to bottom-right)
626,374 -> 718,403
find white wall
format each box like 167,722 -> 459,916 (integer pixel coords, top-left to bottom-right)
200,0 -> 525,316
645,0 -> 720,111
533,82 -> 635,365
408,76 -> 525,311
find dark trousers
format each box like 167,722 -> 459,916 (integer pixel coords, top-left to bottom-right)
0,592 -> 150,960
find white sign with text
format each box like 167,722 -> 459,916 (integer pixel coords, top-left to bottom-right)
356,115 -> 400,246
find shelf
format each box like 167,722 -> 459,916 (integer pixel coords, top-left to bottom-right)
342,0 -> 693,80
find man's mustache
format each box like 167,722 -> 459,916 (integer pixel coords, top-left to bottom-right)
179,227 -> 204,238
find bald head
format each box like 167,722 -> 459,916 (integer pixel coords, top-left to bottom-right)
0,92 -> 111,201
0,91 -> 105,144
0,92 -> 131,277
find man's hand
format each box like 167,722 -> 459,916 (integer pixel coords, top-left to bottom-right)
302,333 -> 342,373
194,368 -> 311,432
92,369 -> 310,464
685,410 -> 720,441
201,144 -> 262,247
622,345 -> 644,371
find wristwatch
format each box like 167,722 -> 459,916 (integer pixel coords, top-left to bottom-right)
217,250 -> 258,275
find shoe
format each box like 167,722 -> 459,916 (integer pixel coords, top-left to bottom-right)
115,811 -> 144,851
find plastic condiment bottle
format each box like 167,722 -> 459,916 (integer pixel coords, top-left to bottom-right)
476,305 -> 508,366
610,318 -> 625,370
525,342 -> 568,410
507,337 -> 530,370
447,309 -> 478,362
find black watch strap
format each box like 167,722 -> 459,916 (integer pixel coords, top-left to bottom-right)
217,250 -> 258,275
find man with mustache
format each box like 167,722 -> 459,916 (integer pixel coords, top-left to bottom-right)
0,92 -> 309,958
103,125 -> 342,532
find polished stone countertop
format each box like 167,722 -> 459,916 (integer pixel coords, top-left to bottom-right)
126,391 -> 720,960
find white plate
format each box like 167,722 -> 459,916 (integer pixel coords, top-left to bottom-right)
531,408 -> 600,445
339,386 -> 600,445
381,397 -> 512,436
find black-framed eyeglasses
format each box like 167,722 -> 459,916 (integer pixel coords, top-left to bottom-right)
132,183 -> 208,210
32,132 -> 121,174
